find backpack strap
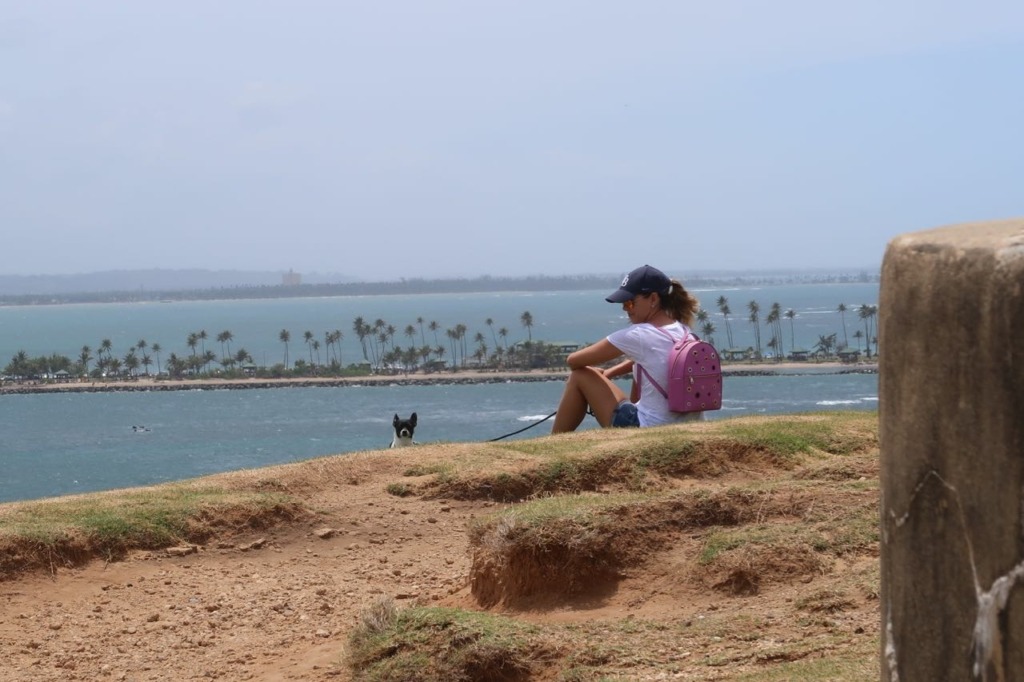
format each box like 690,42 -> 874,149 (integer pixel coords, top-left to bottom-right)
634,324 -> 694,400
636,363 -> 668,399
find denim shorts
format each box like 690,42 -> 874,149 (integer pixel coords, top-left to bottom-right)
610,401 -> 640,428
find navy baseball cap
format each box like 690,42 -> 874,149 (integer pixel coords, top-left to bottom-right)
606,265 -> 671,303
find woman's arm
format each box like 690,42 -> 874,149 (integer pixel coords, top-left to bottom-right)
603,359 -> 634,378
566,338 -> 623,370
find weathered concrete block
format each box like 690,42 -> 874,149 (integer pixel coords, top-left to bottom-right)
880,219 -> 1024,681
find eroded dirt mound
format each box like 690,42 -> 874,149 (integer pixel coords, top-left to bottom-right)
467,483 -> 876,609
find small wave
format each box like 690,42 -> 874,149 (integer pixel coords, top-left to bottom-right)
817,399 -> 861,406
518,414 -> 552,422
862,396 -> 879,402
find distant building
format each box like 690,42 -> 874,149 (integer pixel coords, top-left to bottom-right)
282,269 -> 301,286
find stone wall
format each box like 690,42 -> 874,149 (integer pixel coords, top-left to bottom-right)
880,220 -> 1024,681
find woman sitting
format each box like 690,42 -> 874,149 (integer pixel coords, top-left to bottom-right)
551,264 -> 703,433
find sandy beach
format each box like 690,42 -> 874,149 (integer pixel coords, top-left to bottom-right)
0,362 -> 877,395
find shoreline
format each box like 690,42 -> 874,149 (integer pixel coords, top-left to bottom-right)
0,362 -> 878,395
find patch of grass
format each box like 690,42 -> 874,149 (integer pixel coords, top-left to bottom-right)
348,604 -> 558,682
698,493 -> 877,572
421,413 -> 879,502
795,588 -> 857,614
385,483 -> 414,497
402,463 -> 455,478
469,492 -> 652,539
495,439 -> 590,458
0,486 -> 302,574
699,524 -> 795,565
732,646 -> 878,681
717,412 -> 877,457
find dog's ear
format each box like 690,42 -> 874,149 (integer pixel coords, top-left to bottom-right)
393,414 -> 400,426
410,412 -> 417,426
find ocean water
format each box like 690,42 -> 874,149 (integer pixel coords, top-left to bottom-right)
0,372 -> 878,504
0,283 -> 879,504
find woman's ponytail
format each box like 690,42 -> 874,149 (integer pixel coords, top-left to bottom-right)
660,278 -> 699,326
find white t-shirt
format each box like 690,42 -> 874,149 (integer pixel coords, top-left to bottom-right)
606,321 -> 702,427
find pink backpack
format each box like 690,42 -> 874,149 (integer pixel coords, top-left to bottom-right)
636,325 -> 723,414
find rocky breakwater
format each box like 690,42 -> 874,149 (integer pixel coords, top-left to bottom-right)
0,373 -> 572,395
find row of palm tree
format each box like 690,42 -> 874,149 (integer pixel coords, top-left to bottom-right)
707,297 -> 879,361
4,311 -> 541,380
5,299 -> 880,381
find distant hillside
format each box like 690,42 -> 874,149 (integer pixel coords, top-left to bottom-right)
0,269 -> 355,297
0,268 -> 879,305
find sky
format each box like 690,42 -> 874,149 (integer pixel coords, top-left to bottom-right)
3,1 -> 1023,281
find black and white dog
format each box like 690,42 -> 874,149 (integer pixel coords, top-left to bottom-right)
390,413 -> 418,448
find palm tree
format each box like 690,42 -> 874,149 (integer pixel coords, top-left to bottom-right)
198,329 -> 208,356
187,332 -> 199,357
837,304 -> 849,349
498,327 -> 509,350
376,331 -> 388,370
353,317 -> 370,362
486,318 -> 499,350
372,319 -> 387,365
700,321 -> 717,347
853,329 -> 865,352
323,331 -> 334,364
151,343 -> 162,375
520,311 -> 534,342
402,346 -> 419,374
474,332 -> 487,366
136,339 -> 147,362
312,339 -> 321,367
279,329 -> 291,367
747,301 -> 762,359
867,305 -> 879,356
166,353 -> 184,378
429,320 -> 440,348
332,329 -> 344,365
79,345 -> 92,375
455,324 -> 468,366
858,304 -> 874,358
416,317 -> 426,347
8,350 -> 29,377
303,330 -> 315,365
446,329 -> 459,368
785,309 -> 797,350
100,338 -> 113,363
716,296 -> 734,349
767,302 -> 783,361
814,333 -> 838,358
217,330 -> 233,361
404,324 -> 416,348
123,350 -> 139,378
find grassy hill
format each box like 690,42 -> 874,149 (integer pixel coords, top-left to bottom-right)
0,412 -> 880,681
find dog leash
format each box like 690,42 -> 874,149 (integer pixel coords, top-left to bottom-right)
487,411 -> 557,441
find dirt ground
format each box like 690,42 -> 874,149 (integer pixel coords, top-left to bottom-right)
0,430 -> 881,682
